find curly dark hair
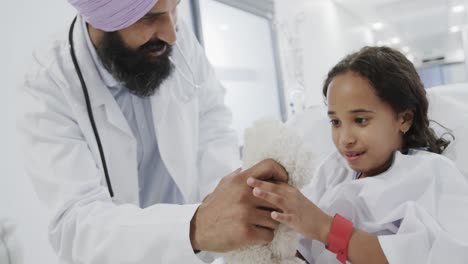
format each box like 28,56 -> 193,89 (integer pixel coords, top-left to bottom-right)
322,46 -> 449,154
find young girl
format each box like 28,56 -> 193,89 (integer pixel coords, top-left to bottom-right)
247,47 -> 468,263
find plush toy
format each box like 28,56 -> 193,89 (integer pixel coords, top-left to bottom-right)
223,119 -> 316,264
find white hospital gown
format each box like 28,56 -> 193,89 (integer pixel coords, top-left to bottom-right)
298,149 -> 468,264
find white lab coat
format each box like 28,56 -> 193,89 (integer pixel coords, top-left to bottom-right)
17,16 -> 240,263
299,150 -> 468,263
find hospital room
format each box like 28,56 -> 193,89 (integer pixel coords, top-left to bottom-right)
2,0 -> 468,263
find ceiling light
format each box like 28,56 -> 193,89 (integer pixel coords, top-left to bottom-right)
372,22 -> 384,30
391,37 -> 401,45
452,5 -> 465,13
450,26 -> 461,33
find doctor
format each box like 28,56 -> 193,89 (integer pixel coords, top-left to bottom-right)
17,0 -> 286,263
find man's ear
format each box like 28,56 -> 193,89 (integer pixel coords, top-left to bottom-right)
399,110 -> 414,134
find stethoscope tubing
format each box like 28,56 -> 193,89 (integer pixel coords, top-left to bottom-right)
69,16 -> 114,197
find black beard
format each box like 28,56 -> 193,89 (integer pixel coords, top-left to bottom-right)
96,32 -> 174,97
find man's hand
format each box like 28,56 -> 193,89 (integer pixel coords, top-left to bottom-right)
190,159 -> 288,252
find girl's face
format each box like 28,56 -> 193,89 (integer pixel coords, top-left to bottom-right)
327,71 -> 412,177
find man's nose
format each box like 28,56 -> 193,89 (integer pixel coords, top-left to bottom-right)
155,13 -> 177,45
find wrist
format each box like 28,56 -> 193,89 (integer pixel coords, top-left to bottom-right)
190,207 -> 202,252
318,214 -> 333,244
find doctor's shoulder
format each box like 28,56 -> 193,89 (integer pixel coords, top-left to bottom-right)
23,29 -> 76,94
30,27 -> 70,67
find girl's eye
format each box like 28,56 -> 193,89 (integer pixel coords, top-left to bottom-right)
330,119 -> 341,127
355,117 -> 368,125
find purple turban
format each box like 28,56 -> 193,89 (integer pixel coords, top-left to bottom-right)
68,0 -> 159,32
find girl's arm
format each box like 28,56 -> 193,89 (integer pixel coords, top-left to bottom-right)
247,178 -> 388,264
346,228 -> 388,264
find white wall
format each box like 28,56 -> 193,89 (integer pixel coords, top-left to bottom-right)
1,2 -> 75,263
418,62 -> 468,88
442,62 -> 467,84
275,0 -> 374,111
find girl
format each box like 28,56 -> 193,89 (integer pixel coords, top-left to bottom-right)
247,47 -> 468,263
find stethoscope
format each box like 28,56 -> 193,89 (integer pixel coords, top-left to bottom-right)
68,16 -> 200,197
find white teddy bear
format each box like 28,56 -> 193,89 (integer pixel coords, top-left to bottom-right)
223,119 -> 316,264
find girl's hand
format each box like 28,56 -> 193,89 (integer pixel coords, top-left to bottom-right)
247,177 -> 332,243
247,178 -> 390,264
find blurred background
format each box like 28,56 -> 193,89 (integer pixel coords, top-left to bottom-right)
1,0 -> 467,263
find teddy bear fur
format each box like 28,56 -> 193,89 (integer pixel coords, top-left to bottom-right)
223,119 -> 316,264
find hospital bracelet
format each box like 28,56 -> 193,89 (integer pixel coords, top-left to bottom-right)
325,214 -> 353,264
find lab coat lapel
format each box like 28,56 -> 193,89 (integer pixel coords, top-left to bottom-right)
151,79 -> 199,203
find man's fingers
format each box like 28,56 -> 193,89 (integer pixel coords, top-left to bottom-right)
247,177 -> 288,193
244,159 -> 288,183
249,208 -> 280,230
193,164 -> 287,252
251,195 -> 281,211
248,226 -> 274,245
